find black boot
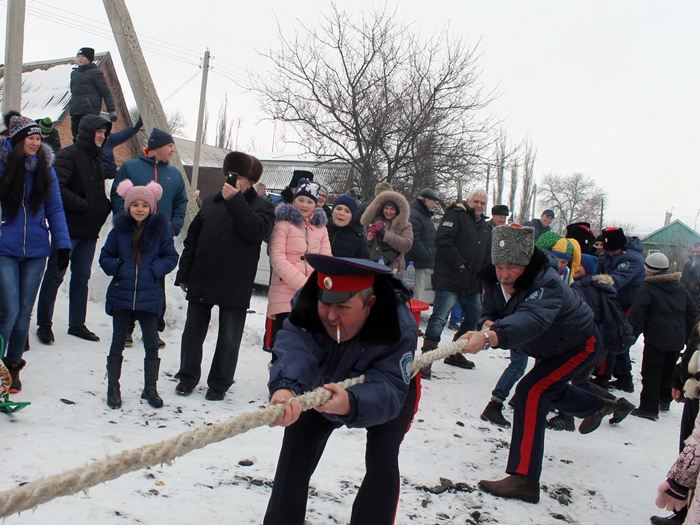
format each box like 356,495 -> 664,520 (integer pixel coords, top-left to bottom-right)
141,358 -> 163,408
106,356 -> 123,409
650,506 -> 687,524
481,400 -> 511,428
546,411 -> 575,431
420,339 -> 438,380
6,359 -> 26,393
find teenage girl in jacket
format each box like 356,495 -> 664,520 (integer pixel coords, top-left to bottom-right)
99,180 -> 179,409
0,112 -> 71,393
266,179 -> 331,355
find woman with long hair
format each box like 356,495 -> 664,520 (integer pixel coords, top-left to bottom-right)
0,112 -> 71,393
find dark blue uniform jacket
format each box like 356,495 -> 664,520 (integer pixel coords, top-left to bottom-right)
597,236 -> 646,308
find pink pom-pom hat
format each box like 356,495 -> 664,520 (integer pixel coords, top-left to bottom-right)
116,180 -> 163,212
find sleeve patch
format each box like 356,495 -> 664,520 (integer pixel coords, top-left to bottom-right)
617,262 -> 629,270
400,352 -> 413,384
525,288 -> 544,301
442,221 -> 454,228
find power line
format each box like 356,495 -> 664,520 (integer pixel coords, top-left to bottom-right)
162,70 -> 201,103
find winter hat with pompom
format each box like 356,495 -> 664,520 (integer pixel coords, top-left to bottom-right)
116,180 -> 163,212
4,111 -> 41,147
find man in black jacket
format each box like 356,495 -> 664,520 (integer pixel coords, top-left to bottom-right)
420,188 -> 491,378
405,188 -> 443,302
69,47 -> 117,139
36,115 -> 112,344
174,152 -> 275,401
460,224 -> 614,503
681,242 -> 700,306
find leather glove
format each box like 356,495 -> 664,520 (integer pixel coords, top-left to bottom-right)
655,480 -> 687,511
375,228 -> 385,240
57,249 -> 71,272
134,116 -> 143,131
109,111 -> 118,123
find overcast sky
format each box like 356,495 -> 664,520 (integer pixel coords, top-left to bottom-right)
1,0 -> 698,235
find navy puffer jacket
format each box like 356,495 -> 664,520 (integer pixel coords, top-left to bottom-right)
99,213 -> 179,315
269,271 -> 416,429
597,236 -> 646,308
478,249 -> 595,359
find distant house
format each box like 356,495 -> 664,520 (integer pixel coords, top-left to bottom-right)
0,52 -> 137,163
641,219 -> 700,272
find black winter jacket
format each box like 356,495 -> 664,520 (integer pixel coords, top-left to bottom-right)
175,187 -> 274,309
54,115 -> 112,240
405,198 -> 436,270
682,257 -> 700,306
597,236 -> 646,308
570,274 -> 617,326
629,271 -> 699,352
69,63 -> 116,116
478,249 -> 595,359
327,221 -> 370,259
432,202 -> 491,294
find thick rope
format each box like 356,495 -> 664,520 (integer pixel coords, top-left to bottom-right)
0,338 -> 468,518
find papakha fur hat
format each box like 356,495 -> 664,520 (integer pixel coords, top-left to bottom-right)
491,224 -> 535,267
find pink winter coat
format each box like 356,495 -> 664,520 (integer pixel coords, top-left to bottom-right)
267,204 -> 331,317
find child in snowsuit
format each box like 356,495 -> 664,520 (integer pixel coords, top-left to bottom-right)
99,180 -> 179,409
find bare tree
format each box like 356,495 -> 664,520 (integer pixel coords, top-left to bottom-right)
214,95 -> 235,150
508,158 -> 518,218
130,106 -> 188,138
248,3 -> 493,199
517,139 -> 536,224
538,173 -> 607,233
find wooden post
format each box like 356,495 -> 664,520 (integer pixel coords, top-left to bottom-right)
191,50 -> 210,193
3,0 -> 26,114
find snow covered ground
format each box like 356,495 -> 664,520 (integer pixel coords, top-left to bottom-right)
1,237 -> 683,524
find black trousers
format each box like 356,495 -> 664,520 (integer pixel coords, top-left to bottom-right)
109,309 -> 159,360
263,377 -> 420,525
175,302 -> 247,392
639,343 -> 679,415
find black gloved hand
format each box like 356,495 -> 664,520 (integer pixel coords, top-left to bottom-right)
134,116 -> 143,131
109,111 -> 118,123
375,228 -> 385,240
57,249 -> 71,271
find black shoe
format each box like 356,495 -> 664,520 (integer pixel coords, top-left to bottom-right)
609,376 -> 634,393
205,388 -> 226,401
158,337 -> 166,349
547,411 -> 575,431
37,324 -> 55,345
632,408 -> 658,421
609,397 -> 635,424
481,401 -> 511,428
125,332 -> 133,348
580,399 -> 617,434
448,323 -> 461,331
660,401 -> 671,412
68,325 -> 100,342
175,382 -> 194,396
650,506 -> 687,524
24,338 -> 30,351
590,375 -> 610,390
444,353 -> 475,369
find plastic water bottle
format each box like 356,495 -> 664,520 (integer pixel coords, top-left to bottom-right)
404,261 -> 416,288
378,255 -> 386,266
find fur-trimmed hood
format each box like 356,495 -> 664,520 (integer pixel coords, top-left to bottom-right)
0,138 -> 55,171
645,271 -> 682,283
360,190 -> 411,230
592,274 -> 615,286
477,248 -> 554,292
275,203 -> 328,228
112,212 -> 169,252
288,270 -> 412,345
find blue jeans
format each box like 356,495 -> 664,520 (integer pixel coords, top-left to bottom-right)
449,303 -> 463,325
0,256 -> 47,360
491,351 -> 529,403
175,302 -> 248,392
37,238 -> 97,328
424,290 -> 481,343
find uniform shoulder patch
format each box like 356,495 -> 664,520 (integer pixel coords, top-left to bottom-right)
525,288 -> 544,301
442,221 -> 454,228
399,352 -> 413,384
617,261 -> 629,270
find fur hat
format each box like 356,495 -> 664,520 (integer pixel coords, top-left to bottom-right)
289,170 -> 313,188
294,179 -> 321,203
4,111 -> 42,147
117,180 -> 163,212
492,224 -> 535,267
602,227 -> 627,251
77,47 -> 95,62
580,254 -> 598,276
147,127 -> 174,151
37,117 -> 54,135
374,182 -> 393,196
491,204 -> 510,217
566,222 -> 596,254
222,151 -> 254,180
333,194 -> 358,218
645,252 -> 669,274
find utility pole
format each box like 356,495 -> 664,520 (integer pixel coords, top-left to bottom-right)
190,50 -> 210,193
102,0 -> 198,233
3,0 -> 26,114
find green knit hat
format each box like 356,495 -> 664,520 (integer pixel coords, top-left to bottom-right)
37,117 -> 53,134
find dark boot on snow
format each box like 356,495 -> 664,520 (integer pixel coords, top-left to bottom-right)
419,339 -> 438,380
6,359 -> 26,393
650,506 -> 687,525
141,358 -> 163,408
481,401 -> 511,428
609,375 -> 634,393
547,411 -> 575,431
580,399 -> 617,434
609,397 -> 635,424
106,356 -> 123,409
